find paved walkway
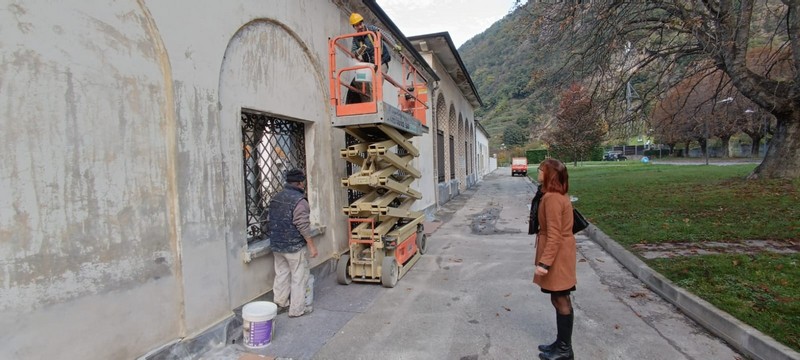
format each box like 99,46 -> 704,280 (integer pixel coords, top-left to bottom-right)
201,169 -> 742,360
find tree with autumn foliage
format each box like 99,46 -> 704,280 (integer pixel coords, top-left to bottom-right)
650,48 -> 785,158
524,0 -> 800,179
545,83 -> 607,166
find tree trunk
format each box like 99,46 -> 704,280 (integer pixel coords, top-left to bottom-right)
698,138 -> 708,157
720,136 -> 731,158
749,134 -> 762,158
749,116 -> 800,179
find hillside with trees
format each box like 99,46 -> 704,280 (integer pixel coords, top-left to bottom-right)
459,0 -> 798,179
459,5 -> 557,149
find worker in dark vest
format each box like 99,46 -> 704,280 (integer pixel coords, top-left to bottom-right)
268,169 -> 317,318
350,12 -> 401,70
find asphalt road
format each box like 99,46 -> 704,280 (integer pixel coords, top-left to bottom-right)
311,169 -> 740,360
207,168 -> 741,360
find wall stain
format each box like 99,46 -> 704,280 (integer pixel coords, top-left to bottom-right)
135,0 -> 185,335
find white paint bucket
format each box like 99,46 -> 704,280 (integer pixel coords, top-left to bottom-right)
242,301 -> 277,348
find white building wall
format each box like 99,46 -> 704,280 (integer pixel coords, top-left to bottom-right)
412,128 -> 437,217
476,128 -> 491,178
420,51 -> 478,203
0,1 -> 437,358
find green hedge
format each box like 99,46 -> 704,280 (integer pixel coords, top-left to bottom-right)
526,149 -> 548,164
526,147 -> 605,164
547,146 -> 604,163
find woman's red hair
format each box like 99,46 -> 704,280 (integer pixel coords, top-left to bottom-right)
539,158 -> 569,194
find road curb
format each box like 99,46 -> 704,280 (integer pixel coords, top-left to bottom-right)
584,224 -> 800,360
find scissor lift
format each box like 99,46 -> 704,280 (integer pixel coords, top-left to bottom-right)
328,31 -> 429,287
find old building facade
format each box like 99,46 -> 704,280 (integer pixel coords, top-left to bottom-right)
0,1 -> 485,358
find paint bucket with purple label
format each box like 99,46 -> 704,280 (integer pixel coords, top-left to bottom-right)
242,301 -> 277,348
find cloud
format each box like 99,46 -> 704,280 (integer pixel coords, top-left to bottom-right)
377,0 -> 520,47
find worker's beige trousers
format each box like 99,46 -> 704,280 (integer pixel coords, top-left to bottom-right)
273,247 -> 309,316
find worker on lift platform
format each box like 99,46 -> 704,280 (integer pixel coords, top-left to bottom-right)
349,12 -> 401,70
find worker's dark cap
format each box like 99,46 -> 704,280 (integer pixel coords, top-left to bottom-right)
286,169 -> 306,183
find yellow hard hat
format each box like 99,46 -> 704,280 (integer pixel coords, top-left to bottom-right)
349,13 -> 364,25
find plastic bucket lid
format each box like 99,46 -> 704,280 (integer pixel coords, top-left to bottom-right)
243,301 -> 277,322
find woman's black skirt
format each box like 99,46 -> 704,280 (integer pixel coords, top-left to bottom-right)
541,285 -> 576,296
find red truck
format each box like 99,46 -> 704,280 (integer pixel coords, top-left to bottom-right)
511,157 -> 528,177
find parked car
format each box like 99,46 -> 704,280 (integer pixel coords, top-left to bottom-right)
603,152 -> 627,161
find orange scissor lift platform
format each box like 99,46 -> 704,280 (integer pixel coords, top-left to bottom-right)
329,31 -> 429,287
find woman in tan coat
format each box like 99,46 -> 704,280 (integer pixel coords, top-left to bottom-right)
534,159 -> 576,360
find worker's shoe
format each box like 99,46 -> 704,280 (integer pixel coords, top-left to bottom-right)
538,340 -> 573,360
537,340 -> 557,352
288,306 -> 313,318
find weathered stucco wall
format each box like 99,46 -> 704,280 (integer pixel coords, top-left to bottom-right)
0,0 -> 463,358
0,1 -> 182,358
423,51 -> 478,202
0,0 -> 359,358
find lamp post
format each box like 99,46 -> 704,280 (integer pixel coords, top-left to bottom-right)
745,109 -> 755,157
712,97 -> 734,165
703,117 -> 710,165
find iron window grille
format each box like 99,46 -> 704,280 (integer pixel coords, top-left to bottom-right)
465,141 -> 470,176
241,110 -> 306,244
449,135 -> 455,179
437,130 -> 445,182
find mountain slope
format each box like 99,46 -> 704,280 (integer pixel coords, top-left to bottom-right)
459,3 -> 559,147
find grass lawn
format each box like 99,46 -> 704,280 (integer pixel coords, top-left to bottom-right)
537,161 -> 800,352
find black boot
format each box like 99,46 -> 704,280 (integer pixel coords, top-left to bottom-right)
538,341 -> 573,360
537,339 -> 557,352
539,313 -> 574,360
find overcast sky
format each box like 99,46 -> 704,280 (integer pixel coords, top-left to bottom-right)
376,0 -> 526,48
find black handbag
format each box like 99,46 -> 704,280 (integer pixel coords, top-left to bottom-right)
572,208 -> 589,234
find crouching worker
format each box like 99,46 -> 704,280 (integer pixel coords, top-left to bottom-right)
268,169 -> 318,318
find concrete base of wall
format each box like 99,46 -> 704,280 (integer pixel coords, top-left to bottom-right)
449,180 -> 459,198
437,180 -> 462,205
437,182 -> 449,204
139,314 -> 238,360
467,174 -> 477,187
141,260 -> 338,360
